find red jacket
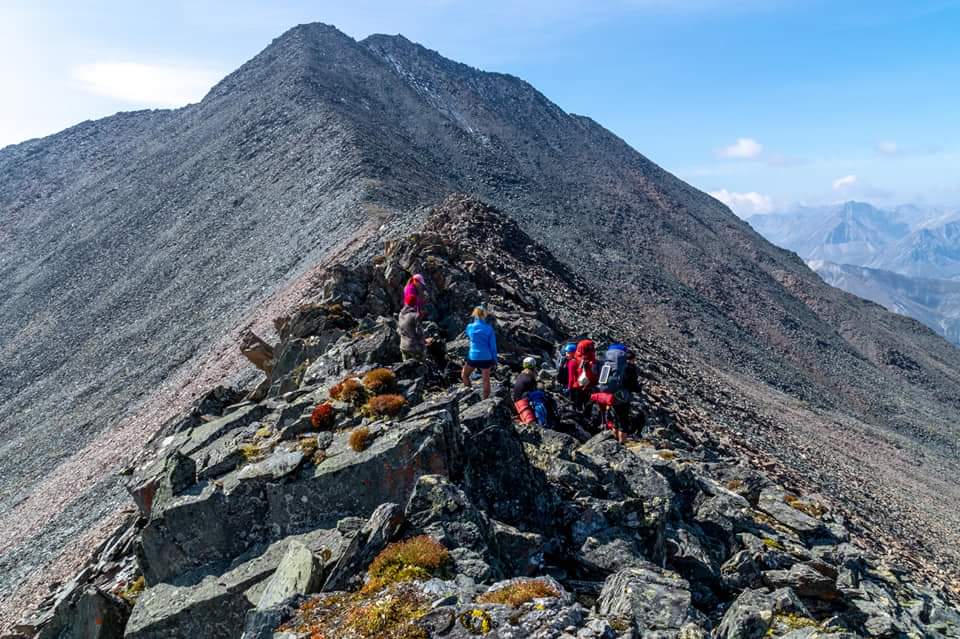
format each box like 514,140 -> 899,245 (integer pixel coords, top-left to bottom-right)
568,340 -> 598,390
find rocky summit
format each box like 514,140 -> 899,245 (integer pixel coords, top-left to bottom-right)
1,20 -> 960,638
11,199 -> 959,639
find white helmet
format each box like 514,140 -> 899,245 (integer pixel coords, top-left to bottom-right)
522,356 -> 537,370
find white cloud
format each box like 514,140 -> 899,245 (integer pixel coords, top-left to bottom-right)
717,137 -> 763,159
709,188 -> 773,216
72,62 -> 220,107
832,174 -> 858,190
876,140 -> 899,155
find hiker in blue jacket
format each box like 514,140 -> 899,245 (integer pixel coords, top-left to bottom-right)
462,306 -> 497,399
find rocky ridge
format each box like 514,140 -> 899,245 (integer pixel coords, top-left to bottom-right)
11,198 -> 959,639
5,23 -> 960,627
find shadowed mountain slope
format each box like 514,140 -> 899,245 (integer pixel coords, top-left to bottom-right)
1,22 -> 959,626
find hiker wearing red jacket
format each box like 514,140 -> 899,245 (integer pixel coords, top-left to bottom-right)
567,339 -> 598,414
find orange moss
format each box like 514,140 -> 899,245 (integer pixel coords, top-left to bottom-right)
783,494 -> 825,518
310,402 -> 336,429
349,426 -> 371,452
362,368 -> 397,395
364,394 -> 408,418
365,536 -> 450,592
476,579 -> 559,607
331,377 -> 367,406
280,585 -> 429,639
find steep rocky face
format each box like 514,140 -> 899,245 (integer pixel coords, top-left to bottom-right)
17,200 -> 960,639
3,21 -> 960,630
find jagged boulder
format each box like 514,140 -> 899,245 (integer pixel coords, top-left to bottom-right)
757,487 -> 832,543
575,433 -> 674,563
458,397 -> 559,527
596,563 -> 705,637
303,317 -> 401,383
715,587 -> 811,639
239,330 -> 276,375
323,502 -> 403,591
126,530 -> 343,639
138,399 -> 462,583
32,587 -> 129,639
763,562 -> 840,602
403,474 -> 499,581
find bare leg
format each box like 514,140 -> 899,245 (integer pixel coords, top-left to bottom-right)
461,364 -> 474,387
481,368 -> 492,399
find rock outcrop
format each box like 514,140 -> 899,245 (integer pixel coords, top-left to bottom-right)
15,199 -> 959,639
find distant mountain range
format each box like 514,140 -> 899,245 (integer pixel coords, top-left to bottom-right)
810,260 -> 960,344
748,201 -> 960,343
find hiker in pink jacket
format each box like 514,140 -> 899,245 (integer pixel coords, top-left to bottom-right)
403,273 -> 427,316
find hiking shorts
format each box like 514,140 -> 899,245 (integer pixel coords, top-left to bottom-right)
465,358 -> 495,370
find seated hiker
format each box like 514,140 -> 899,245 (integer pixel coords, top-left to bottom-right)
462,306 -> 497,399
397,304 -> 425,361
403,273 -> 428,317
567,339 -> 598,416
512,356 -> 538,401
513,357 -> 559,428
555,342 -> 577,392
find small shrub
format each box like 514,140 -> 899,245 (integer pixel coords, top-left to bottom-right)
783,494 -> 825,518
762,536 -> 786,551
366,536 -> 450,591
310,402 -> 336,429
349,426 -> 371,452
345,589 -> 429,639
298,437 -> 318,456
116,576 -> 145,605
239,443 -> 263,462
458,608 -> 492,635
254,426 -> 273,439
476,579 -> 560,607
280,586 -> 428,639
725,479 -> 745,491
331,377 -> 367,406
291,359 -> 311,385
768,613 -> 821,636
364,394 -> 407,419
362,368 -> 397,395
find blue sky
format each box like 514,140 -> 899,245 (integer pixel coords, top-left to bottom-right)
2,0 -> 958,215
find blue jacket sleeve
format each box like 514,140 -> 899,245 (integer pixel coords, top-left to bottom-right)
489,326 -> 497,360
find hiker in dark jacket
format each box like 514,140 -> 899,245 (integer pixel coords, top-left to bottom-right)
617,349 -> 643,433
398,304 -> 425,361
512,356 -> 538,402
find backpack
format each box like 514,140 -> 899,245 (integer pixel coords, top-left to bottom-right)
598,348 -> 629,395
527,390 -> 551,427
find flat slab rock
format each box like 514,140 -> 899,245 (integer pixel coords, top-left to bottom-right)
126,529 -> 342,639
139,405 -> 462,583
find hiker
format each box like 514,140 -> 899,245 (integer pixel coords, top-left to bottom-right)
403,273 -> 428,316
397,304 -> 425,361
424,323 -> 448,372
567,339 -> 598,415
512,356 -> 538,401
513,356 -> 559,428
462,306 -> 497,399
591,343 -> 642,443
555,342 -> 577,392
